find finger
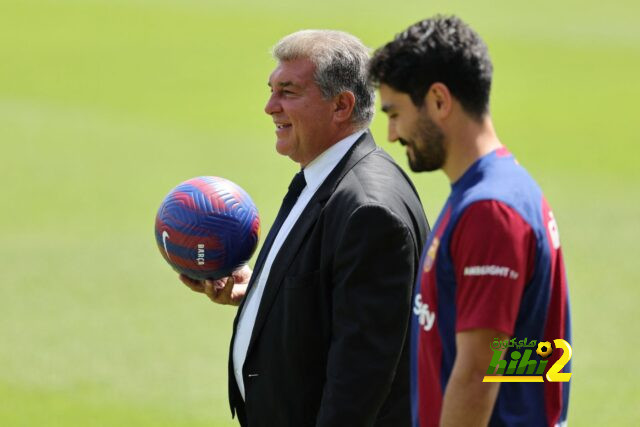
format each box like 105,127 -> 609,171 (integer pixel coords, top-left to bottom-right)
179,274 -> 204,293
232,265 -> 252,284
222,276 -> 235,300
179,273 -> 201,286
230,283 -> 247,305
212,278 -> 227,291
204,280 -> 218,301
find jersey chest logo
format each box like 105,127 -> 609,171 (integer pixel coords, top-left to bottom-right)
413,293 -> 436,331
423,236 -> 440,273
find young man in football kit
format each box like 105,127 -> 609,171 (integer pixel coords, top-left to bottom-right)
369,15 -> 571,427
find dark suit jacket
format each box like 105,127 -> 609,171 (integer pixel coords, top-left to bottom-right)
228,131 -> 429,427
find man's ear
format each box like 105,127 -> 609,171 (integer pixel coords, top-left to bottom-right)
334,91 -> 356,123
424,83 -> 453,120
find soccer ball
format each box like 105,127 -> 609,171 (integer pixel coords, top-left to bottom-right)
155,176 -> 260,280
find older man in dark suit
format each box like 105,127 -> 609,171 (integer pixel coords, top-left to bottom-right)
181,30 -> 429,427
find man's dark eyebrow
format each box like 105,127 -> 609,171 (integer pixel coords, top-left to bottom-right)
381,103 -> 394,113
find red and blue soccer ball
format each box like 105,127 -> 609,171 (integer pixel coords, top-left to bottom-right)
155,176 -> 260,280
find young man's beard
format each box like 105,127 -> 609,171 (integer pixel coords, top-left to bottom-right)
404,113 -> 446,172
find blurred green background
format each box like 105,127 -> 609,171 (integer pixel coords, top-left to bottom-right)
1,0 -> 638,425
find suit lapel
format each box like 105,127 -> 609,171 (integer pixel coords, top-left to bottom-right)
245,131 -> 377,355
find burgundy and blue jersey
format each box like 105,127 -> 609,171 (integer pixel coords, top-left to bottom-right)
410,147 -> 571,426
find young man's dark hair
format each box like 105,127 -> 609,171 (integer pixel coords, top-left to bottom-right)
369,15 -> 493,119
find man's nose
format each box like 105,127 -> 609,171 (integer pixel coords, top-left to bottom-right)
264,94 -> 281,115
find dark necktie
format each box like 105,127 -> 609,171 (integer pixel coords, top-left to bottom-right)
251,171 -> 306,281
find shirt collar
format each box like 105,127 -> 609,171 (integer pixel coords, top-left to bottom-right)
302,130 -> 366,193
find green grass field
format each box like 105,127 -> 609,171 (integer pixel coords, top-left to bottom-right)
1,0 -> 639,425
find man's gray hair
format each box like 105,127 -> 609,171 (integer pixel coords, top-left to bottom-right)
273,30 -> 375,127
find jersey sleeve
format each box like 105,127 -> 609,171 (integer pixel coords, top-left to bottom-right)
450,200 -> 535,335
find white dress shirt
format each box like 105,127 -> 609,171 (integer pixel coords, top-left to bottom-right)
232,130 -> 365,399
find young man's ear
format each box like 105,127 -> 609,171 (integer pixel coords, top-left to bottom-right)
424,83 -> 453,119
